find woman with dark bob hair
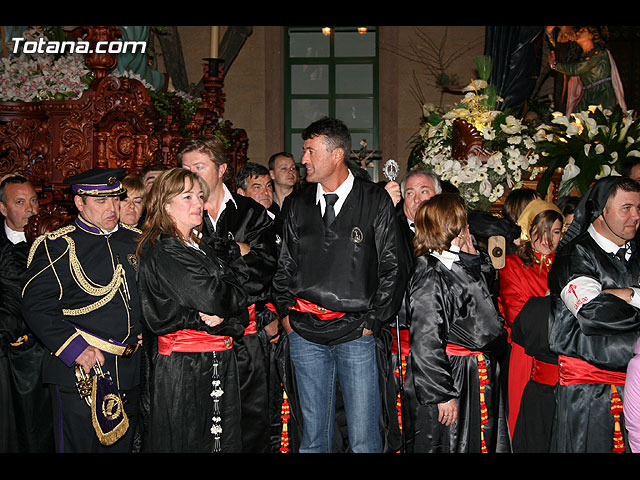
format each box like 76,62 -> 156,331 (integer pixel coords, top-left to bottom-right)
404,193 -> 509,453
136,168 -> 248,453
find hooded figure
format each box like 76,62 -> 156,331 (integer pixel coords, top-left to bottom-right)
547,175 -> 640,453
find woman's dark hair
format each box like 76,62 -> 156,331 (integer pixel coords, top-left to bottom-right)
502,187 -> 542,224
515,209 -> 564,266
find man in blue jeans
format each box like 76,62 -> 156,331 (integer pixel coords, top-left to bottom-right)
272,117 -> 407,452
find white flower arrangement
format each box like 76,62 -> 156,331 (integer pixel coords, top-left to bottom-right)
533,104 -> 640,197
409,73 -> 540,211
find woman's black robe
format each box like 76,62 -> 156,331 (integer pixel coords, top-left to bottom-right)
137,234 -> 248,453
404,252 -> 510,453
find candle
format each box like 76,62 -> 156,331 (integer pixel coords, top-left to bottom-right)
210,26 -> 219,58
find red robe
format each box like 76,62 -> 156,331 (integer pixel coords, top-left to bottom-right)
498,252 -> 554,436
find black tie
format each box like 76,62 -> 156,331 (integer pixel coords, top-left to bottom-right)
616,246 -> 628,265
323,193 -> 339,227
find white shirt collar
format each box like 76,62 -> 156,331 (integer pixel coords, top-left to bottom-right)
315,170 -> 354,217
407,216 -> 415,232
588,223 -> 631,258
4,220 -> 26,244
208,183 -> 237,230
430,245 -> 461,270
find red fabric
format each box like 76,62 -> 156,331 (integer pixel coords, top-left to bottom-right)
245,304 -> 258,335
498,253 -> 554,437
558,355 -> 626,386
508,342 -> 533,434
157,329 -> 233,355
531,359 -> 559,385
391,328 -> 410,357
289,297 -> 345,320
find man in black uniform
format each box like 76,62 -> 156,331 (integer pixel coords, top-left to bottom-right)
178,136 -> 277,453
272,117 -> 407,453
22,168 -> 142,453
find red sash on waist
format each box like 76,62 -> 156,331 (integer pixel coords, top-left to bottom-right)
558,355 -> 626,386
531,359 -> 559,385
445,343 -> 482,357
289,297 -> 345,320
445,342 -> 490,453
557,355 -> 627,453
391,328 -> 410,357
157,329 -> 233,356
245,304 -> 258,335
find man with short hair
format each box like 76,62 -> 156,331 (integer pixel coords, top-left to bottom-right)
272,117 -> 407,453
22,168 -> 142,453
0,175 -> 54,452
268,152 -> 297,210
141,163 -> 168,193
400,170 -> 441,231
0,175 -> 40,244
548,175 -> 640,452
178,136 -> 277,453
236,162 -> 277,217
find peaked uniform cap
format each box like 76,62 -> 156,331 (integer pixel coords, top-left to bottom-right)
64,168 -> 127,197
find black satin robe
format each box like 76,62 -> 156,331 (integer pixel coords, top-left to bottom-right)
137,235 -> 248,453
272,179 -> 408,344
203,192 -> 278,453
0,235 -> 53,453
404,253 -> 509,453
510,295 -> 557,453
547,231 -> 640,452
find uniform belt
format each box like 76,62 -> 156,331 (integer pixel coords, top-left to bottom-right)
157,329 -> 233,355
289,297 -> 345,320
531,358 -> 559,385
75,327 -> 138,358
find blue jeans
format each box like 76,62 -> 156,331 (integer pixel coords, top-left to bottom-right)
288,330 -> 383,453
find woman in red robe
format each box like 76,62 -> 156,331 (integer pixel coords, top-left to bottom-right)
498,199 -> 564,442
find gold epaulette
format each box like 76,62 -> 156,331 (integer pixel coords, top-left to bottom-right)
27,225 -> 76,268
120,223 -> 142,234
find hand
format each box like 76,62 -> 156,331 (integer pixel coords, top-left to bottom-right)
281,315 -> 292,334
460,225 -> 477,255
603,288 -> 634,303
363,328 -> 374,336
264,318 -> 280,343
200,312 -> 224,327
137,333 -> 143,346
384,181 -> 402,207
437,398 -> 457,426
237,242 -> 251,256
75,346 -> 105,375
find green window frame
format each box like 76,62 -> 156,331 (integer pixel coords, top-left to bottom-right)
285,26 -> 379,179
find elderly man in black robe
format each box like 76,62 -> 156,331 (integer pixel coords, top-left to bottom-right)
272,117 -> 407,453
548,175 -> 640,453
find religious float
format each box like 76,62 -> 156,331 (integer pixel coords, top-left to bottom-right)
407,55 -> 640,214
0,26 -> 248,234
